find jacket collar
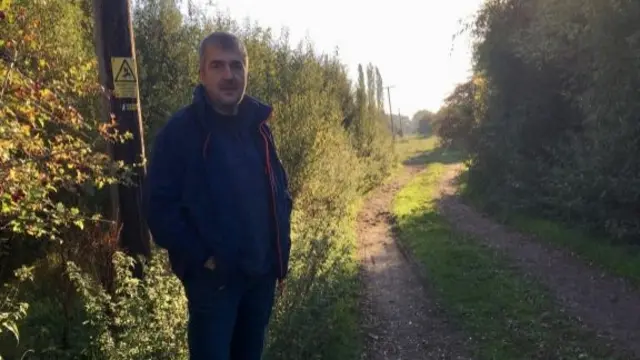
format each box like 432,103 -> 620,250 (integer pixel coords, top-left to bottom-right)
191,84 -> 272,131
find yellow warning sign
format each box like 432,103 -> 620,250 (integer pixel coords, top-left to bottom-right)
111,57 -> 138,99
121,103 -> 138,112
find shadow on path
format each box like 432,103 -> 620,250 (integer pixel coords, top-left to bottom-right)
402,146 -> 465,167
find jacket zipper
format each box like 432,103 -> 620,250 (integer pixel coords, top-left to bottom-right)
259,122 -> 284,279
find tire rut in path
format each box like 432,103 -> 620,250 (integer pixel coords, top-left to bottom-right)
357,165 -> 473,360
437,165 -> 640,359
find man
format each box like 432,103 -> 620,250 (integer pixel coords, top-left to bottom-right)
144,31 -> 293,360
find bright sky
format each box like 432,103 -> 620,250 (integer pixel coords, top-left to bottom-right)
202,0 -> 484,118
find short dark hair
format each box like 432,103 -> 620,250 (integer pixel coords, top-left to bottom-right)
199,31 -> 249,68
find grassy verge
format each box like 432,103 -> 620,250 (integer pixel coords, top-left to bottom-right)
266,197 -> 364,360
395,135 -> 438,161
392,156 -> 624,359
461,179 -> 640,287
505,215 -> 640,287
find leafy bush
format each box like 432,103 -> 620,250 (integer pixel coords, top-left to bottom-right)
67,250 -> 188,360
5,225 -> 188,359
437,0 -> 640,243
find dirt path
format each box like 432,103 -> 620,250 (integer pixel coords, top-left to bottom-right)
437,165 -> 640,359
357,165 -> 473,360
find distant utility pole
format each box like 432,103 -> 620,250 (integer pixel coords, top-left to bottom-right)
92,0 -> 151,264
385,85 -> 395,141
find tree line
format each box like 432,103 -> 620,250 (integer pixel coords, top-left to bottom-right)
0,0 -> 396,358
430,0 -> 640,245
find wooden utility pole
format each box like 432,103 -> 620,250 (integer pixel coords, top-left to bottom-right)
385,85 -> 395,141
92,0 -> 150,262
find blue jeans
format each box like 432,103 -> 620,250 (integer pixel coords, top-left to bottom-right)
184,270 -> 277,360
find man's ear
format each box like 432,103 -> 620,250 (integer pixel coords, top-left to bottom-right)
198,66 -> 204,82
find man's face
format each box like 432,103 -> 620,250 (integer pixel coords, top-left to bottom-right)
199,44 -> 247,110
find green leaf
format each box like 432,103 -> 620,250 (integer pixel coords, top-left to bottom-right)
2,321 -> 19,343
73,219 -> 84,230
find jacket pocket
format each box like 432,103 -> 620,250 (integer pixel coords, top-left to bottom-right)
182,264 -> 227,313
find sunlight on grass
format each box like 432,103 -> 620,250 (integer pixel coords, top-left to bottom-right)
394,135 -> 439,163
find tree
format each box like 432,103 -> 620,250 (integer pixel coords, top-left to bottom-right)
375,66 -> 384,111
0,1 -> 129,354
133,0 -> 203,142
458,0 -> 640,242
365,63 -> 375,111
413,110 -> 435,135
356,64 -> 366,110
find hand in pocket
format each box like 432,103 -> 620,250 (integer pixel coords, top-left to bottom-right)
203,256 -> 216,271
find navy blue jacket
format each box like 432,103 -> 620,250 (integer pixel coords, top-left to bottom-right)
144,85 -> 292,286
